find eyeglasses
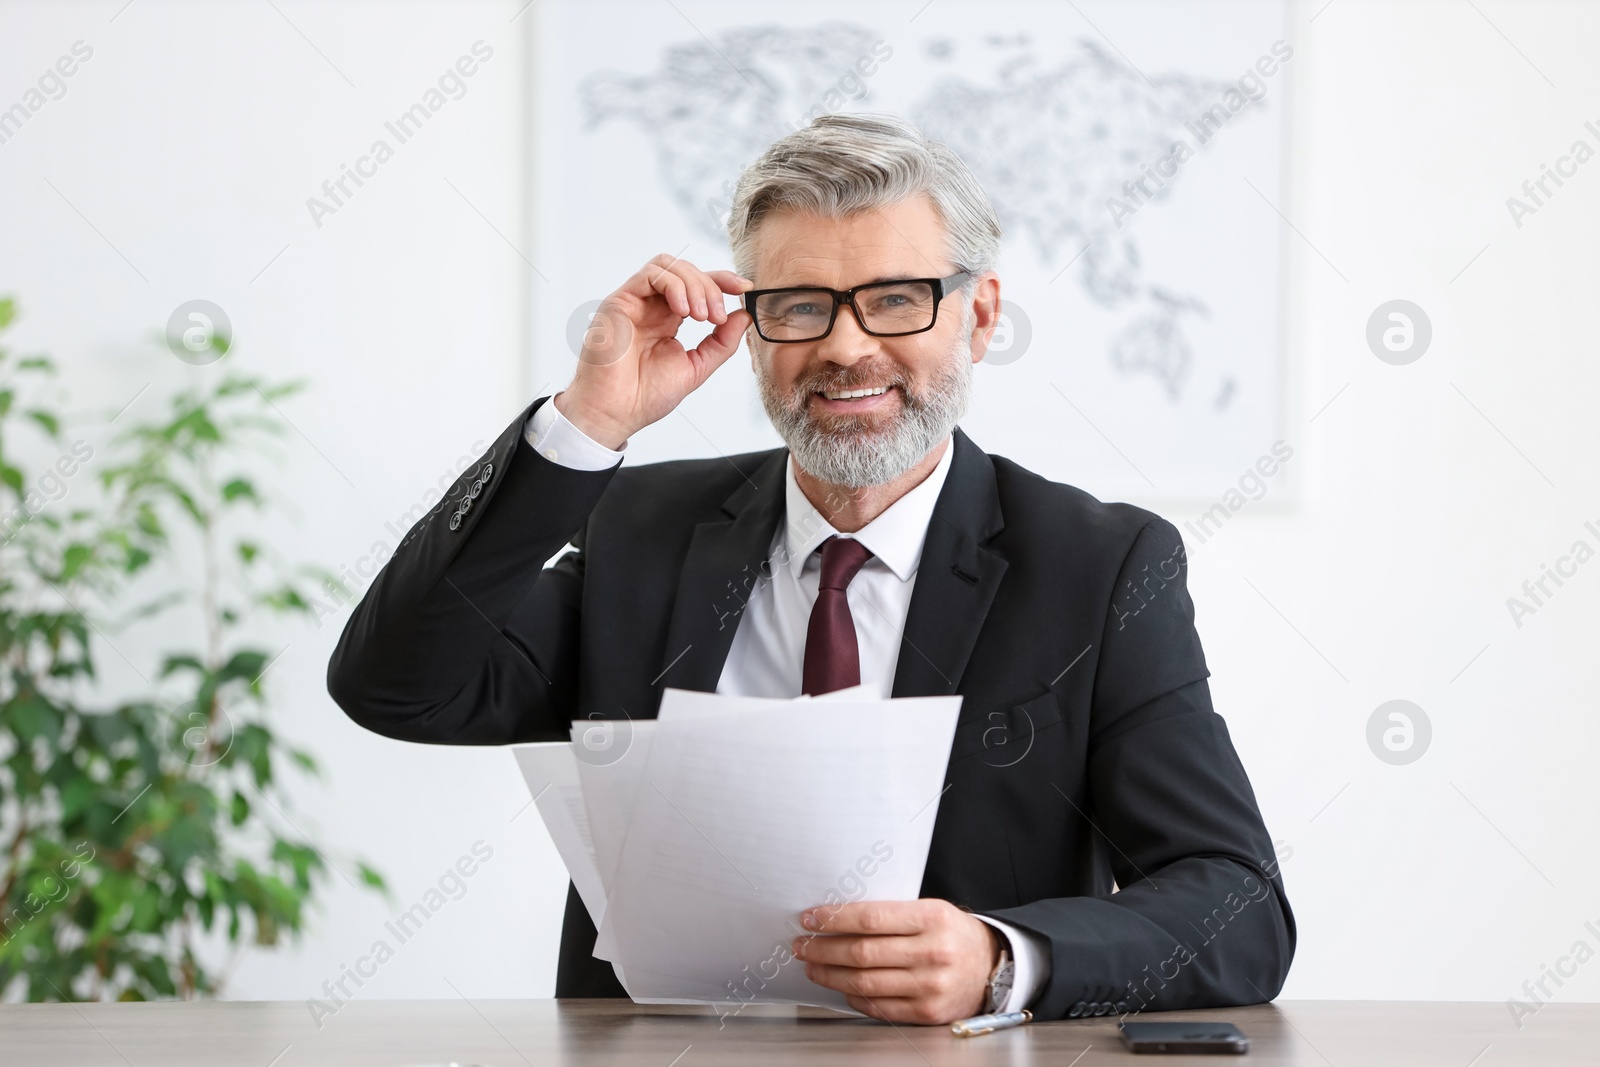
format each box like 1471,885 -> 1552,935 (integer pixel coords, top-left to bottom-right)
742,270 -> 973,343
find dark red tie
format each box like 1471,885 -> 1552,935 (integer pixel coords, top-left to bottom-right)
801,535 -> 876,696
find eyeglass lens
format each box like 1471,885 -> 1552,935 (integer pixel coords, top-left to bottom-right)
753,281 -> 937,340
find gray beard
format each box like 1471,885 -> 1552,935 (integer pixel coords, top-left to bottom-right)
754,312 -> 974,489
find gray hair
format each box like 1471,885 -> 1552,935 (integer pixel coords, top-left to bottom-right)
727,113 -> 1001,289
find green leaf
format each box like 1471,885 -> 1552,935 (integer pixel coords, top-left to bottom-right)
217,649 -> 269,688
60,543 -> 93,582
132,955 -> 176,997
220,478 -> 258,505
271,839 -> 321,892
259,587 -> 311,613
356,863 -> 387,894
158,654 -> 205,679
253,380 -> 307,403
26,409 -> 61,437
60,774 -> 97,821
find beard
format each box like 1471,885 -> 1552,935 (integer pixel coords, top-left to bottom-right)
754,307 -> 975,489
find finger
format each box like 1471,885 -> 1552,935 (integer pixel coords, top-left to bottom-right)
707,269 -> 754,294
794,931 -> 944,970
844,994 -> 932,1025
685,310 -> 749,375
707,269 -> 753,320
658,260 -> 711,321
696,269 -> 726,324
801,900 -> 929,936
699,270 -> 731,323
709,280 -> 728,324
643,262 -> 691,318
804,963 -> 921,999
682,264 -> 728,323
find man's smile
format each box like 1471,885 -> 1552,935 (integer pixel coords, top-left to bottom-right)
810,383 -> 900,413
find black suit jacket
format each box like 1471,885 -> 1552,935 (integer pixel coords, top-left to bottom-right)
327,395 -> 1295,1020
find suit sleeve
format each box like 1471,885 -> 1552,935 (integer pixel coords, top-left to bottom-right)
326,395 -> 620,745
978,517 -> 1296,1019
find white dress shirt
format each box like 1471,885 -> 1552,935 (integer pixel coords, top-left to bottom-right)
524,396 -> 1050,1012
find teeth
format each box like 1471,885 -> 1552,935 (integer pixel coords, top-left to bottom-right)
821,386 -> 890,400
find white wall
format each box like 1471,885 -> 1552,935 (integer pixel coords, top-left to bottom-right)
1205,0 -> 1600,1005
1,0 -> 1596,1017
0,0 -> 561,1006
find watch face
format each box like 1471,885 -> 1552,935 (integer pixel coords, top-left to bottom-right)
987,956 -> 1015,1013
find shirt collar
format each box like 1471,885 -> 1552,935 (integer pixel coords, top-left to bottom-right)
780,434 -> 956,583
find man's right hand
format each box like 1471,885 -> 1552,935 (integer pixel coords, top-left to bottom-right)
554,254 -> 754,450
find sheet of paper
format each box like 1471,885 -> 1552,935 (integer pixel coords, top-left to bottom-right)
657,687 -> 821,721
596,695 -> 961,1012
583,693 -> 814,956
569,719 -> 656,897
580,684 -> 890,921
510,743 -> 607,930
569,719 -> 663,961
590,692 -> 801,961
813,683 -> 874,701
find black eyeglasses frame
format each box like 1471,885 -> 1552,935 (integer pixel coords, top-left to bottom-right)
741,269 -> 974,343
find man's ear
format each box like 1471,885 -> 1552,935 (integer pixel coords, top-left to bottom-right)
968,271 -> 1003,364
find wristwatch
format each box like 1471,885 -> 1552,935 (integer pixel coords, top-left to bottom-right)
985,943 -> 1015,1014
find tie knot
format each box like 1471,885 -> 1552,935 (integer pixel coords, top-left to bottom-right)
817,535 -> 874,591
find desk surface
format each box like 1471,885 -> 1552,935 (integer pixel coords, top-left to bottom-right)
0,998 -> 1589,1065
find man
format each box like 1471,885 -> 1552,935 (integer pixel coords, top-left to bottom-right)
327,112 -> 1294,1025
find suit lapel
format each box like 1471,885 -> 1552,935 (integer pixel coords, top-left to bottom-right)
891,428 -> 1008,698
653,447 -> 788,697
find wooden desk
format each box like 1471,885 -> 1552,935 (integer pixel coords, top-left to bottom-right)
0,998 -> 1590,1065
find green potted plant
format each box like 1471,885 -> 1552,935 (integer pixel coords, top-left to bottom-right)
0,297 -> 384,1000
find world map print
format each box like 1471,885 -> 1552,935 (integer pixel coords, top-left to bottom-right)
578,23 -> 1270,403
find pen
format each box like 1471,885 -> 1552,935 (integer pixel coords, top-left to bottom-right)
951,1009 -> 1032,1037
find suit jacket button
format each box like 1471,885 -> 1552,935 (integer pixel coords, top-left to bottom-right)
1092,1001 -> 1110,1016
1114,1000 -> 1129,1013
469,478 -> 483,497
480,462 -> 494,481
1068,1001 -> 1086,1018
448,512 -> 462,531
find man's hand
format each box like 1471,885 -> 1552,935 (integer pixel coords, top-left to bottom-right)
791,899 -> 1001,1025
555,254 -> 753,449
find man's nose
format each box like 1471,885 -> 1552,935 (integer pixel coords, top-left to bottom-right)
815,300 -> 879,365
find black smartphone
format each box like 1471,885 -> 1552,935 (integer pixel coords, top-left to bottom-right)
1118,1020 -> 1250,1054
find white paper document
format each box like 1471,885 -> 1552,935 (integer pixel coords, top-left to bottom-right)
510,744 -> 607,930
510,688 -> 961,1013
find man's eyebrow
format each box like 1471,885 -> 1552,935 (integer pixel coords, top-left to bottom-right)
772,272 -> 926,289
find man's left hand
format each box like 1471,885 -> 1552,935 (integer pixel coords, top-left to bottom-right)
791,899 -> 999,1025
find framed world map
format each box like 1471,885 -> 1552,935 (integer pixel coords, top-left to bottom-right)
526,0 -> 1296,504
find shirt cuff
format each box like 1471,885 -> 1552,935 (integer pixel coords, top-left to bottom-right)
972,915 -> 1051,1013
524,394 -> 627,471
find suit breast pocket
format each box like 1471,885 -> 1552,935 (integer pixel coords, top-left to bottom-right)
946,688 -> 1065,769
